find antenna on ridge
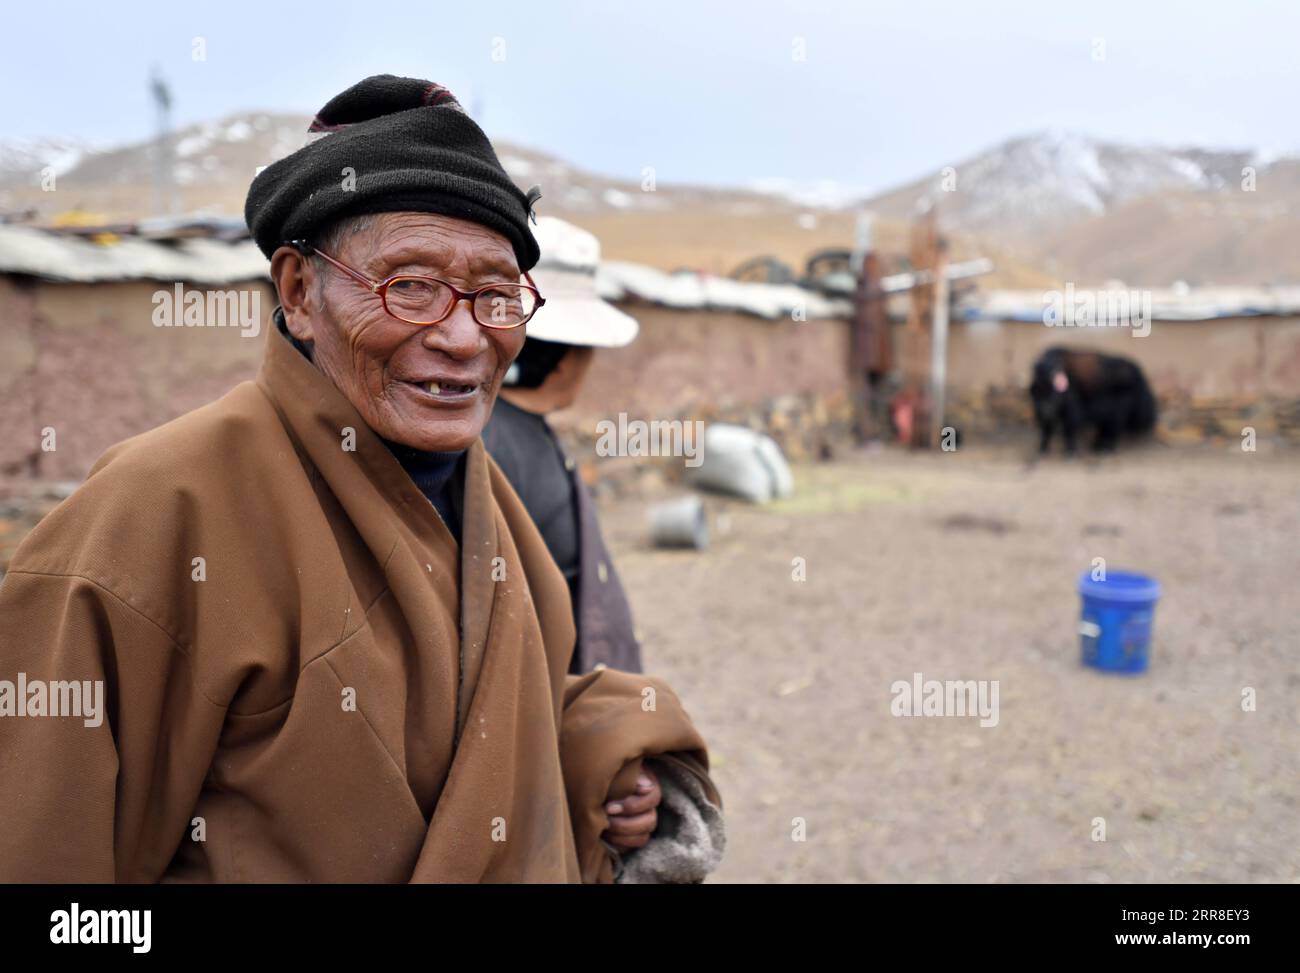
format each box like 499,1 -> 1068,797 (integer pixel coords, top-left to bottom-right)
149,65 -> 177,216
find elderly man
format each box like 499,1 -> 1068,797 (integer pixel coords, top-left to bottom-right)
0,75 -> 721,883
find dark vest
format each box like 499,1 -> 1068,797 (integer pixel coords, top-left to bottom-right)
482,399 -> 643,674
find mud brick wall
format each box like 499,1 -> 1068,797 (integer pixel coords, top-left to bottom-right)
940,315 -> 1300,444
550,303 -> 857,489
0,275 -> 275,479
0,282 -> 859,485
13,269 -> 1294,490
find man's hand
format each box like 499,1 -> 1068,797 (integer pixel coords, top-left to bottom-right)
601,764 -> 661,851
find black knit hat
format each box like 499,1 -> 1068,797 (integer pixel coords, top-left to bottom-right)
244,75 -> 542,270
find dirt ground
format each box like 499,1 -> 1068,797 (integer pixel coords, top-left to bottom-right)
599,442 -> 1300,883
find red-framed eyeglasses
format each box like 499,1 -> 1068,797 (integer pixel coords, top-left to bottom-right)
292,240 -> 545,330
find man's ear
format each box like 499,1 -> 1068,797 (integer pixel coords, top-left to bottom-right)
269,246 -> 317,343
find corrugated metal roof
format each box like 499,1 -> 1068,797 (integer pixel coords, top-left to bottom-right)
594,257 -> 994,320
959,286 -> 1300,323
3,222 -> 1297,324
0,225 -> 269,285
597,260 -> 853,320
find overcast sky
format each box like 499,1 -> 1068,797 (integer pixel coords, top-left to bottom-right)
3,0 -> 1296,195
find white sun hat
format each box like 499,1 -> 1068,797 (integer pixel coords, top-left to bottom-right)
525,216 -> 639,348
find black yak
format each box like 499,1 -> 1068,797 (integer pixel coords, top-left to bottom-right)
1030,347 -> 1157,454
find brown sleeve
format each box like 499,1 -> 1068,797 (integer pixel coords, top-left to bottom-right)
0,571 -> 226,882
559,667 -> 718,883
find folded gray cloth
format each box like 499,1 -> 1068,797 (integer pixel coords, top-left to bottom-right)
614,757 -> 726,884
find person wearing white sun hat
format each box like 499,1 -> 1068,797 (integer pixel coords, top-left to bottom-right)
482,216 -> 643,675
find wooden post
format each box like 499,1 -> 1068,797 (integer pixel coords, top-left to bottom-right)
849,213 -> 891,442
901,208 -> 938,447
929,241 -> 949,449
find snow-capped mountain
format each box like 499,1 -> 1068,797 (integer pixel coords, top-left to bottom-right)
0,113 -> 311,216
1,120 -> 1296,284
0,112 -> 779,219
861,130 -> 1269,239
0,137 -> 97,188
745,176 -> 880,210
53,113 -> 310,192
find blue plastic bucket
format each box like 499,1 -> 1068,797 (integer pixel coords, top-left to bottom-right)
1077,570 -> 1161,674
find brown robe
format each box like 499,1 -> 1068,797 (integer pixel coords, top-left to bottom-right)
0,322 -> 717,883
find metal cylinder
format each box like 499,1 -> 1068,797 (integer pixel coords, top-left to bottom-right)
649,495 -> 709,550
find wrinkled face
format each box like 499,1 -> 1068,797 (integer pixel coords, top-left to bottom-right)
293,212 -> 526,452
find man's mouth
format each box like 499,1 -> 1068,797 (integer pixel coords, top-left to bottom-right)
405,378 -> 482,403
425,380 -> 477,396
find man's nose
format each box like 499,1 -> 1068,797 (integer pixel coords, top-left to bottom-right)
423,298 -> 485,359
